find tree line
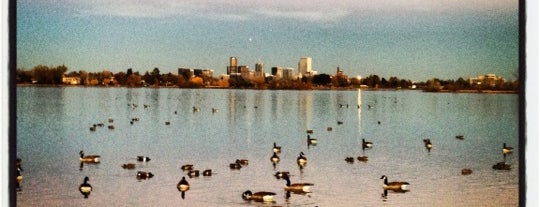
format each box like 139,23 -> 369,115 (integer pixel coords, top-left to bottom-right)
15,65 -> 519,92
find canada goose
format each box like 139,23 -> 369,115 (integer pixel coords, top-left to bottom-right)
492,162 -> 511,170
274,171 -> 290,179
181,164 -> 194,171
423,139 -> 433,152
108,118 -> 113,123
242,190 -> 276,202
230,160 -> 242,170
502,143 -> 513,154
456,135 -> 464,140
16,167 -> 23,191
96,123 -> 104,127
337,121 -> 344,125
122,163 -> 136,169
270,151 -> 280,162
89,125 -> 96,131
177,176 -> 189,199
187,170 -> 200,178
108,125 -> 115,129
144,104 -> 149,109
212,108 -> 219,113
137,156 -> 151,162
345,157 -> 354,163
307,135 -> 317,146
461,168 -> 473,175
282,173 -> 314,193
202,169 -> 212,176
380,175 -> 410,192
357,156 -> 368,162
79,176 -> 92,198
273,142 -> 281,153
136,171 -> 154,180
165,121 -> 170,125
362,139 -> 373,150
79,151 -> 100,163
192,106 -> 200,112
297,152 -> 307,166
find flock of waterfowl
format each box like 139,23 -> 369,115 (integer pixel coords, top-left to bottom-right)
16,99 -> 516,205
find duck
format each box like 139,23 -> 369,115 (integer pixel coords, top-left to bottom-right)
282,173 -> 314,193
242,190 -> 276,202
492,162 -> 511,170
337,121 -> 344,125
357,156 -> 368,162
177,176 -> 190,199
238,159 -> 249,166
187,170 -> 200,178
307,135 -> 317,146
271,152 -> 280,165
456,135 -> 464,140
121,163 -> 136,169
137,156 -> 151,162
297,152 -> 307,166
181,164 -> 194,171
502,143 -> 513,154
108,125 -> 115,129
306,129 -> 314,134
272,142 -> 281,153
345,157 -> 354,163
16,167 -> 23,191
274,171 -> 290,179
108,118 -> 114,123
230,160 -> 242,170
79,176 -> 92,198
79,151 -> 100,163
461,168 -> 473,175
136,171 -> 154,180
362,139 -> 373,150
327,127 -> 333,131
89,125 -> 96,131
380,175 -> 410,192
423,139 -> 433,151
165,121 -> 171,125
202,169 -> 212,176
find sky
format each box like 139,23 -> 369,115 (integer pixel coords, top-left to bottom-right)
16,0 -> 520,81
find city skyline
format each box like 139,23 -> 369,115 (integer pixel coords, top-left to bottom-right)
17,0 -> 519,81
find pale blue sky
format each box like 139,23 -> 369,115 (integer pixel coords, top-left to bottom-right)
16,0 -> 519,81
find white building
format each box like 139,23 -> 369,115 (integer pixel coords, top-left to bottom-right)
298,57 -> 312,77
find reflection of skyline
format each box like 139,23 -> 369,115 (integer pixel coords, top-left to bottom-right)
357,89 -> 362,135
298,92 -> 313,130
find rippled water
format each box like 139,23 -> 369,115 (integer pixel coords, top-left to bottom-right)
16,87 -> 519,206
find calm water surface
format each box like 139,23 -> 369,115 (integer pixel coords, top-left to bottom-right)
16,87 -> 519,206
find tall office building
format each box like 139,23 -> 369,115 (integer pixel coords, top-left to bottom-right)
228,57 -> 238,74
298,57 -> 312,77
255,61 -> 264,78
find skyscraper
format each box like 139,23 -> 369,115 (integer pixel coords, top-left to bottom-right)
298,57 -> 312,77
228,57 -> 238,74
255,61 -> 264,78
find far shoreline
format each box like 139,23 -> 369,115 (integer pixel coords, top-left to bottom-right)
14,84 -> 519,94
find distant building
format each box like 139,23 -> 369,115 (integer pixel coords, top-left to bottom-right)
298,57 -> 313,77
468,74 -> 505,87
271,66 -> 283,79
282,67 -> 295,80
62,76 -> 81,85
255,61 -> 264,78
227,57 -> 238,74
178,68 -> 194,80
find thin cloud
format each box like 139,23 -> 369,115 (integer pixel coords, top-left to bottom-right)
70,0 -> 516,21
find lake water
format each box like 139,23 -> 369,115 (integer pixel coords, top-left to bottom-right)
16,87 -> 520,206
